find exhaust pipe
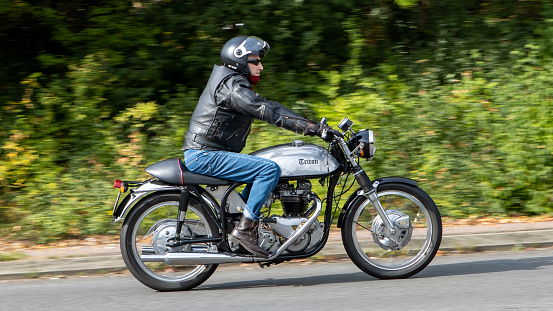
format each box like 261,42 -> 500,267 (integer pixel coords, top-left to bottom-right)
141,252 -> 258,265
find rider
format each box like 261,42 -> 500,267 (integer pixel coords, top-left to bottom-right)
182,35 -> 329,258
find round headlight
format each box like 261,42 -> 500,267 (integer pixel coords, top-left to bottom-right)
348,129 -> 375,160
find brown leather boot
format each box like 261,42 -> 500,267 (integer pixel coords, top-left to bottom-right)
230,215 -> 269,258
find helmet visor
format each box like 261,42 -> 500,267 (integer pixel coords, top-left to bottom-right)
234,36 -> 270,58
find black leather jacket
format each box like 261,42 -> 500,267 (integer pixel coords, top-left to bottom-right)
182,65 -> 314,152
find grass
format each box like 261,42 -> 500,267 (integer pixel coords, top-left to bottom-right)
0,251 -> 28,262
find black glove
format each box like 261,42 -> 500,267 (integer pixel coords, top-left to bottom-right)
304,123 -> 321,137
304,123 -> 338,142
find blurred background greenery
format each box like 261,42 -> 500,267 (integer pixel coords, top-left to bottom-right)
1,0 -> 552,242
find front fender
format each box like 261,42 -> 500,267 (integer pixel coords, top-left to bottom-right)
336,177 -> 417,228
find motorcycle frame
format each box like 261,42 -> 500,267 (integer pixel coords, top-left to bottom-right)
112,170 -> 342,263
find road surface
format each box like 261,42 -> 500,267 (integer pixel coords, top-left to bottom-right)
2,248 -> 552,310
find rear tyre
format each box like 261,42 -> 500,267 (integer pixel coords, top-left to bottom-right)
120,192 -> 219,291
342,183 -> 442,279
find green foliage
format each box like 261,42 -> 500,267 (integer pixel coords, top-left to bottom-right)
1,0 -> 553,242
327,40 -> 553,218
0,51 -> 198,242
0,251 -> 27,262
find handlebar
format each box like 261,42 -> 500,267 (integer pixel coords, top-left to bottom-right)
318,118 -> 344,142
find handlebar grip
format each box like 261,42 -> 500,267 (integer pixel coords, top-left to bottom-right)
328,128 -> 344,138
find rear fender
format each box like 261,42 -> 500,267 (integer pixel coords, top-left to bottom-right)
112,182 -> 180,222
112,182 -> 218,222
336,177 -> 417,228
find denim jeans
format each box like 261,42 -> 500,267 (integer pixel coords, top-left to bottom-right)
183,149 -> 281,221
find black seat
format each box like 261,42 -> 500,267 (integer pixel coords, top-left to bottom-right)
145,158 -> 231,186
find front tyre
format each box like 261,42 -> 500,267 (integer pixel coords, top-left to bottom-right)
342,183 -> 442,279
120,193 -> 218,291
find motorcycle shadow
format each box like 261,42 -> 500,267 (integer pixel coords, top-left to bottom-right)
197,270 -> 375,291
196,253 -> 553,290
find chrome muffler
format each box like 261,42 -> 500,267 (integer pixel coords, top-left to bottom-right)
141,252 -> 257,265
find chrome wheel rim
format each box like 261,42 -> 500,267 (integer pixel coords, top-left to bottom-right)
351,190 -> 433,271
131,200 -> 212,282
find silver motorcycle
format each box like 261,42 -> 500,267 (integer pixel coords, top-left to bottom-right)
111,117 -> 442,291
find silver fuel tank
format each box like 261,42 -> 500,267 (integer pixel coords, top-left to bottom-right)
250,140 -> 340,179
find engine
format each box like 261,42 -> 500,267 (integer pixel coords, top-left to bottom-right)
255,180 -> 324,254
275,180 -> 313,217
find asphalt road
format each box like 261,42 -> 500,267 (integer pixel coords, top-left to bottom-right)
2,248 -> 553,311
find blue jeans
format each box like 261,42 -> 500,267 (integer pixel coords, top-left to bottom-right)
183,150 -> 281,221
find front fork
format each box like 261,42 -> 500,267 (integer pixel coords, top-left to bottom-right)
336,137 -> 397,235
351,165 -> 397,235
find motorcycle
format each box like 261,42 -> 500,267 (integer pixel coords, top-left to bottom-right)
111,117 -> 442,291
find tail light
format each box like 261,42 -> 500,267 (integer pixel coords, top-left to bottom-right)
113,179 -> 127,193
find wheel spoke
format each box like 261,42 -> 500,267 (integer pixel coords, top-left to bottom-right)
353,220 -> 372,233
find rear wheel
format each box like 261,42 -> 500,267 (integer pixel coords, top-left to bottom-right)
342,183 -> 442,279
120,192 -> 219,291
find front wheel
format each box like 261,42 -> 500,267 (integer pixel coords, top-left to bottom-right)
120,192 -> 219,291
342,183 -> 442,279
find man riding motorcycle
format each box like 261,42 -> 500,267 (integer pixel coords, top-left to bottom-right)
182,35 -> 330,257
